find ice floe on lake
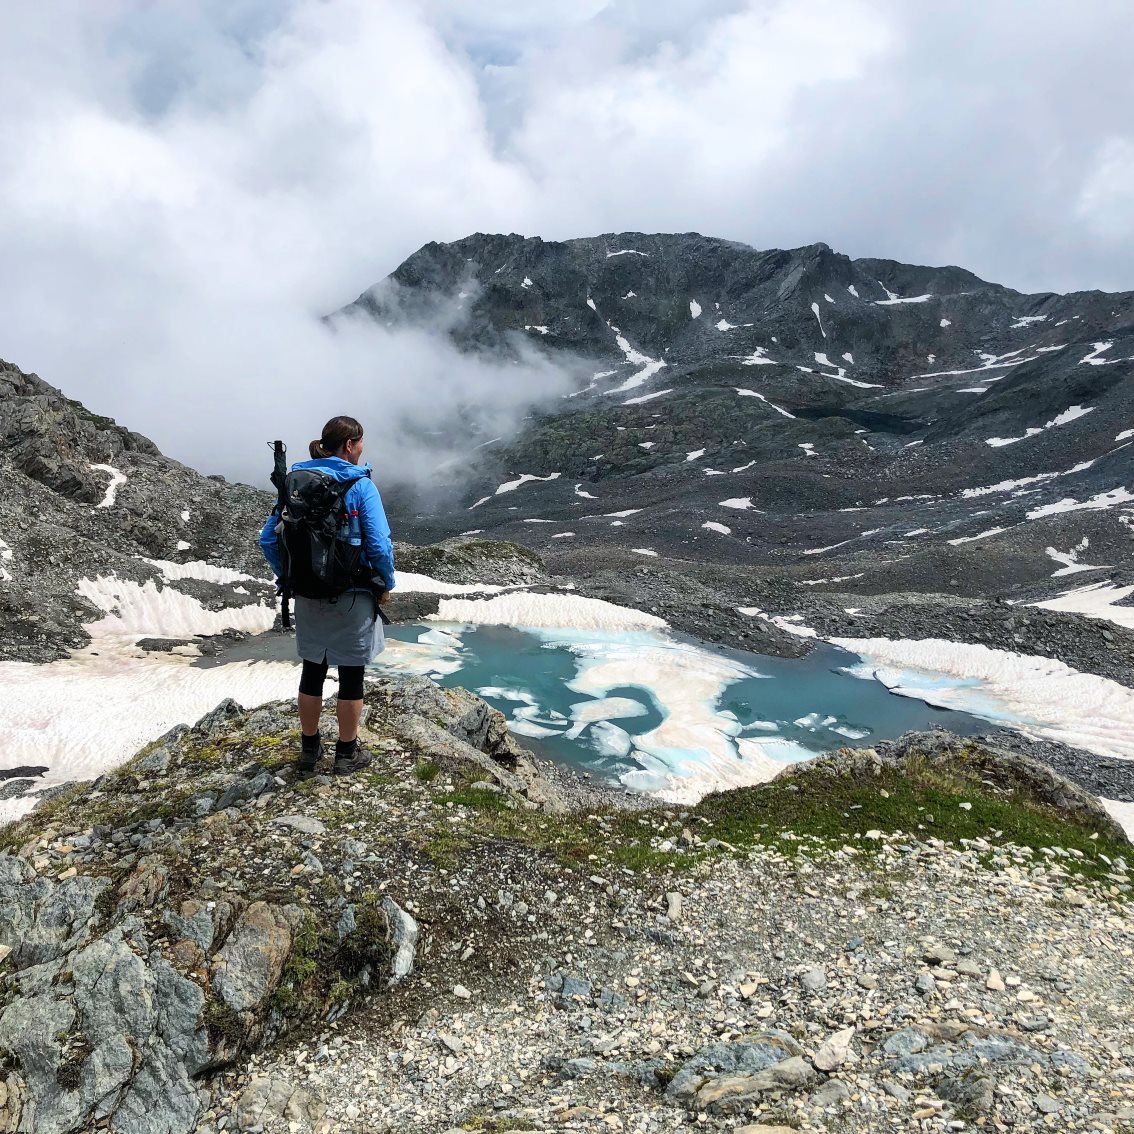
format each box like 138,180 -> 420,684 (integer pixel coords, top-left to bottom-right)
831,635 -> 1134,760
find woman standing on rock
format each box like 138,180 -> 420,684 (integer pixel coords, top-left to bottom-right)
259,415 -> 396,776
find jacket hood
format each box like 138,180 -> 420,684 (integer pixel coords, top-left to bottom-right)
292,456 -> 372,483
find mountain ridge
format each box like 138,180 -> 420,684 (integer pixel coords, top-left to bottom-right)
334,230 -> 1132,619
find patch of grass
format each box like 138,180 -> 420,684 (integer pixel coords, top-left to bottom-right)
437,787 -> 510,812
203,996 -> 244,1047
692,756 -> 1130,886
271,914 -> 323,1014
339,894 -> 391,978
414,760 -> 441,783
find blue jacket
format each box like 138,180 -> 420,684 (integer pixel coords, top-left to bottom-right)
259,457 -> 396,592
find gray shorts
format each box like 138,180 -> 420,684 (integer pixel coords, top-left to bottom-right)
293,590 -> 385,666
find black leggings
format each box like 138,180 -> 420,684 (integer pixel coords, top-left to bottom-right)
299,659 -> 365,701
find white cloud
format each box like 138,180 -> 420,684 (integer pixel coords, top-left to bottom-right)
0,0 -> 1132,488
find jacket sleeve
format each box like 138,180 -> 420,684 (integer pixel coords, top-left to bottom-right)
258,512 -> 283,578
355,480 -> 396,591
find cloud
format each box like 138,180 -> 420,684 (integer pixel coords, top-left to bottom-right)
0,0 -> 1131,489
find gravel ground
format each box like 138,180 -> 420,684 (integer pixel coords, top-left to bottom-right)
208,830 -> 1134,1134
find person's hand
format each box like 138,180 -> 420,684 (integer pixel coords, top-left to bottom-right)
378,590 -> 391,605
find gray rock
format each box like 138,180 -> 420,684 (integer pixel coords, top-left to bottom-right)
800,966 -> 827,992
272,814 -> 327,836
163,901 -> 215,953
937,1070 -> 995,1115
559,975 -> 594,1002
216,771 -> 271,811
0,854 -> 106,969
211,901 -> 297,1013
810,1078 -> 851,1107
924,944 -> 957,965
882,1080 -> 911,1103
882,1027 -> 932,1058
233,1075 -> 326,1130
383,896 -> 419,985
694,1056 -> 819,1113
666,1032 -> 804,1103
915,972 -> 937,996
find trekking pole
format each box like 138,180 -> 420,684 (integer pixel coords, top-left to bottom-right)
268,441 -> 292,629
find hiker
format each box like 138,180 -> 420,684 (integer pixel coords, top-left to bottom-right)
259,415 -> 396,776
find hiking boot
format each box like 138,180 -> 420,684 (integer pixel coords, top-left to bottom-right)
333,738 -> 372,776
297,733 -> 322,775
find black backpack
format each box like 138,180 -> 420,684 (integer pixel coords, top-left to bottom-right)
269,441 -> 369,628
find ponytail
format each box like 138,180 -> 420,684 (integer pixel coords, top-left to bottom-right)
310,416 -> 363,459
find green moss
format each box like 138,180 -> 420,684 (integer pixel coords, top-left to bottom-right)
339,895 -> 392,978
692,757 -> 1130,886
271,914 -> 323,1013
436,787 -> 509,812
328,979 -> 354,1006
203,997 -> 244,1047
415,760 -> 442,783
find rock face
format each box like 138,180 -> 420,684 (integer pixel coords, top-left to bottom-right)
0,360 -> 274,662
0,674 -> 563,1134
338,231 -> 1133,610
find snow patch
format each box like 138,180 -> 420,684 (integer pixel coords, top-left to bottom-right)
1045,541 -> 1112,578
946,527 -> 1007,546
492,472 -> 562,496
689,300 -> 702,318
719,497 -> 756,510
701,522 -> 732,535
735,388 -> 795,418
810,302 -> 827,338
622,388 -> 672,405
1101,799 -> 1134,841
606,249 -> 649,258
1026,487 -> 1134,520
833,636 -> 1134,760
432,593 -> 666,632
961,459 -> 1095,499
986,405 -> 1093,447
875,293 -> 933,306
1032,582 -> 1134,630
90,464 -> 127,509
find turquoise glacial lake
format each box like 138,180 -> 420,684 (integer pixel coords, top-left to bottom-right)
374,623 -> 996,801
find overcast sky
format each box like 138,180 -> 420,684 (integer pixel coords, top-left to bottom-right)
1,0 -> 1132,482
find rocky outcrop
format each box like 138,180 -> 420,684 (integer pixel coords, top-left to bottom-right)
0,672 -> 567,1134
365,673 -> 567,812
394,536 -> 547,587
0,359 -> 274,662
